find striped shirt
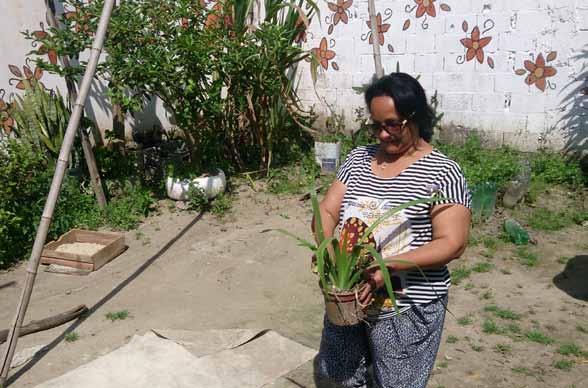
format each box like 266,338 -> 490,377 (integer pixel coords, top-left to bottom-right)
336,144 -> 471,319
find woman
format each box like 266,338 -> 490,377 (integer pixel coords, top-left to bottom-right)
314,73 -> 471,388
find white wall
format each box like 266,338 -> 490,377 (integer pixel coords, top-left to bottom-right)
297,0 -> 588,152
1,1 -> 587,152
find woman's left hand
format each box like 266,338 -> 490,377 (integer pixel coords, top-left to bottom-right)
359,267 -> 385,306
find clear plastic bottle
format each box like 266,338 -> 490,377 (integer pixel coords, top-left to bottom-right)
503,159 -> 531,208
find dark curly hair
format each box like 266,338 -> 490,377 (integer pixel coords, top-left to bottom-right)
365,72 -> 435,142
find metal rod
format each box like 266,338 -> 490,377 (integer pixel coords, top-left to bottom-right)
0,0 -> 116,384
367,0 -> 384,78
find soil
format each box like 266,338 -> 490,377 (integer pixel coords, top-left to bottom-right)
0,183 -> 587,388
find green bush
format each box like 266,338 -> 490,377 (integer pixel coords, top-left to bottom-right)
0,140 -> 153,269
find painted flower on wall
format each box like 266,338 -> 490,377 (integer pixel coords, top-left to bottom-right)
0,89 -> 14,135
311,37 -> 336,70
8,62 -> 45,90
31,23 -> 58,65
328,0 -> 353,25
515,52 -> 557,92
295,15 -> 308,43
415,0 -> 437,18
460,26 -> 491,63
63,1 -> 94,36
403,0 -> 450,31
366,13 -> 390,46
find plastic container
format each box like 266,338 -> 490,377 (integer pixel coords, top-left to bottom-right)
503,218 -> 530,245
470,182 -> 498,222
503,159 -> 531,208
165,169 -> 226,200
314,141 -> 341,174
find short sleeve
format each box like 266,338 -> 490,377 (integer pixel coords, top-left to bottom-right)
435,162 -> 472,209
336,148 -> 358,186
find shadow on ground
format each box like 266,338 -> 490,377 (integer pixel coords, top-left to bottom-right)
553,255 -> 588,301
6,213 -> 203,386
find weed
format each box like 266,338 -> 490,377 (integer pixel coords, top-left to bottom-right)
451,266 -> 471,285
500,268 -> 512,275
437,361 -> 448,368
506,323 -> 522,334
472,262 -> 494,273
279,213 -> 290,220
576,324 -> 588,334
557,256 -> 570,264
553,359 -> 574,371
464,282 -> 475,290
495,343 -> 512,354
511,366 -> 533,375
446,335 -> 459,344
186,184 -> 208,212
211,192 -> 233,218
557,343 -> 582,357
470,344 -> 484,352
527,208 -> 573,231
484,305 -> 521,320
524,330 -> 554,345
480,290 -> 493,300
64,332 -> 79,342
516,247 -> 538,267
482,236 -> 501,251
482,319 -> 504,335
106,310 -> 129,322
457,315 -> 474,326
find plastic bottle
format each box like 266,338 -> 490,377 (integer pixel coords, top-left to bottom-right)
503,218 -> 530,245
503,159 -> 531,208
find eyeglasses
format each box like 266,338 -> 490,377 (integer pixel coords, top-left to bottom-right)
369,118 -> 408,136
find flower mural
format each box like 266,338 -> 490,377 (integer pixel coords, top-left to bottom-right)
365,12 -> 390,46
457,20 -> 495,69
295,15 -> 308,43
31,23 -> 58,65
328,0 -> 353,25
515,52 -> 557,92
415,0 -> 437,18
63,1 -> 94,36
0,89 -> 14,135
311,37 -> 336,70
8,60 -> 45,90
460,27 -> 491,63
403,0 -> 451,31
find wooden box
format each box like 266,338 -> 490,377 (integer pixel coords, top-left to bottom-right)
41,229 -> 126,271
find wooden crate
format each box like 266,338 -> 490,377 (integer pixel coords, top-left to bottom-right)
41,229 -> 126,271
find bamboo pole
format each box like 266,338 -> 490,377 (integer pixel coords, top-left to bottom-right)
367,0 -> 384,78
45,0 -> 108,209
0,1 -> 116,384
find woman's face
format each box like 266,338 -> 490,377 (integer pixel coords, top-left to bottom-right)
369,95 -> 417,156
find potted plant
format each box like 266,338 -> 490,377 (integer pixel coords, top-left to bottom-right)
314,105 -> 345,174
271,188 -> 441,326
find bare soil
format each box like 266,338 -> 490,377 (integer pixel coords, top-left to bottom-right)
0,183 -> 587,388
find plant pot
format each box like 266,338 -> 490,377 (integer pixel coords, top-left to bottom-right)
324,288 -> 366,326
165,168 -> 226,201
314,141 -> 341,174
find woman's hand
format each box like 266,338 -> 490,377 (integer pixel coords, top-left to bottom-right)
359,267 -> 385,306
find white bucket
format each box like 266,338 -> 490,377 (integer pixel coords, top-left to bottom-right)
314,141 -> 341,174
165,169 -> 226,201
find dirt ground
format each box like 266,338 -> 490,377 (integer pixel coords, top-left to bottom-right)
0,183 -> 587,388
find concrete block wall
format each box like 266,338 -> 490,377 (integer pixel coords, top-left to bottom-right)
297,0 -> 588,152
1,1 -> 587,152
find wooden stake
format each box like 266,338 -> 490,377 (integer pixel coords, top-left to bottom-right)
0,2 -> 116,384
45,0 -> 107,209
367,0 -> 384,78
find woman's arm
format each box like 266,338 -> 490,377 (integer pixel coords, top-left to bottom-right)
383,203 -> 471,270
359,203 -> 471,304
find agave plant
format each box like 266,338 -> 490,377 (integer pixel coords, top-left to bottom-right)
10,80 -> 69,158
273,188 -> 443,310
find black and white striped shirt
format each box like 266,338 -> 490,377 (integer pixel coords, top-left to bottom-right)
336,145 -> 471,318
